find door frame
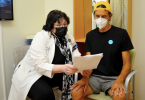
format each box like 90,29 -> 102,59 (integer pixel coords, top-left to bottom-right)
0,22 -> 7,100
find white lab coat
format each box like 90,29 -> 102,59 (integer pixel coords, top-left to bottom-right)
8,30 -> 81,100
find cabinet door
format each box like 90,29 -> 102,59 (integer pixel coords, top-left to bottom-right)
73,0 -> 92,55
73,0 -> 92,42
73,0 -> 85,40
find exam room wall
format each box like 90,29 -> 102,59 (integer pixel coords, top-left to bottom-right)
132,0 -> 145,100
45,0 -> 73,35
1,0 -> 45,98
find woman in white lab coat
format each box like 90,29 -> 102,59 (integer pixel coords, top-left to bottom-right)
8,10 -> 81,100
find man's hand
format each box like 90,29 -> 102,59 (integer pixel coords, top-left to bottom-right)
81,69 -> 92,77
111,79 -> 126,96
70,77 -> 89,93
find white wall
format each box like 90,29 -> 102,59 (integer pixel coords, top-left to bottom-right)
132,0 -> 145,100
1,0 -> 45,98
45,0 -> 73,35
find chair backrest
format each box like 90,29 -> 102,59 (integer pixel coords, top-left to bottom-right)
130,50 -> 136,72
13,45 -> 30,67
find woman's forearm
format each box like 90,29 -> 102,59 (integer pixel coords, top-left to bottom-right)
52,65 -> 64,75
52,64 -> 78,75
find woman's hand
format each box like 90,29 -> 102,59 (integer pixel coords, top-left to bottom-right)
63,64 -> 78,75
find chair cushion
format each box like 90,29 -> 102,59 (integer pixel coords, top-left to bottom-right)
87,92 -> 112,100
130,50 -> 136,72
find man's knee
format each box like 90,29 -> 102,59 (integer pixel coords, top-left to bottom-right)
112,90 -> 126,100
71,86 -> 85,100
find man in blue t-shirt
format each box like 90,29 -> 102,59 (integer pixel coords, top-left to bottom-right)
71,1 -> 134,100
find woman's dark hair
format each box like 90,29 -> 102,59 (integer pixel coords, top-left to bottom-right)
94,4 -> 112,17
43,10 -> 70,31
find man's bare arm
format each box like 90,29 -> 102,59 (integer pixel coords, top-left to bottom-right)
117,50 -> 131,82
111,50 -> 131,95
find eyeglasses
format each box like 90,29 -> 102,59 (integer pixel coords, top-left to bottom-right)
54,24 -> 68,27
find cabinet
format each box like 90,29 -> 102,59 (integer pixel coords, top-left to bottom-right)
73,0 -> 92,56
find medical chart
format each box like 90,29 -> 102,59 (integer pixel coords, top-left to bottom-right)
73,53 -> 103,73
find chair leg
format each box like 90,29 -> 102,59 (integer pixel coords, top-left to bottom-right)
56,89 -> 59,100
26,96 -> 32,100
53,87 -> 60,100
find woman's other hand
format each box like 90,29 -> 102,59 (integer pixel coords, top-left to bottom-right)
63,64 -> 78,75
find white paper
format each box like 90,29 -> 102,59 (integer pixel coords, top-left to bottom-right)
73,53 -> 103,73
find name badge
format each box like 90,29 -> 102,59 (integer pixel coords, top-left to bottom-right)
72,43 -> 78,52
68,39 -> 78,52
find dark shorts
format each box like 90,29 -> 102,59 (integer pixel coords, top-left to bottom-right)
89,74 -> 118,95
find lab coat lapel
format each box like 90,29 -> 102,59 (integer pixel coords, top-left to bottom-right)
46,36 -> 55,64
65,36 -> 73,54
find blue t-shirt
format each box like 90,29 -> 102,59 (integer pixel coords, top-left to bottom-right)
84,25 -> 134,76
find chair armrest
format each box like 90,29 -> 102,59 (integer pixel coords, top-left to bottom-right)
74,73 -> 78,83
124,70 -> 137,91
124,70 -> 137,100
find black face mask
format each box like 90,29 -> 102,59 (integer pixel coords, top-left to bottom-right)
55,27 -> 68,37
